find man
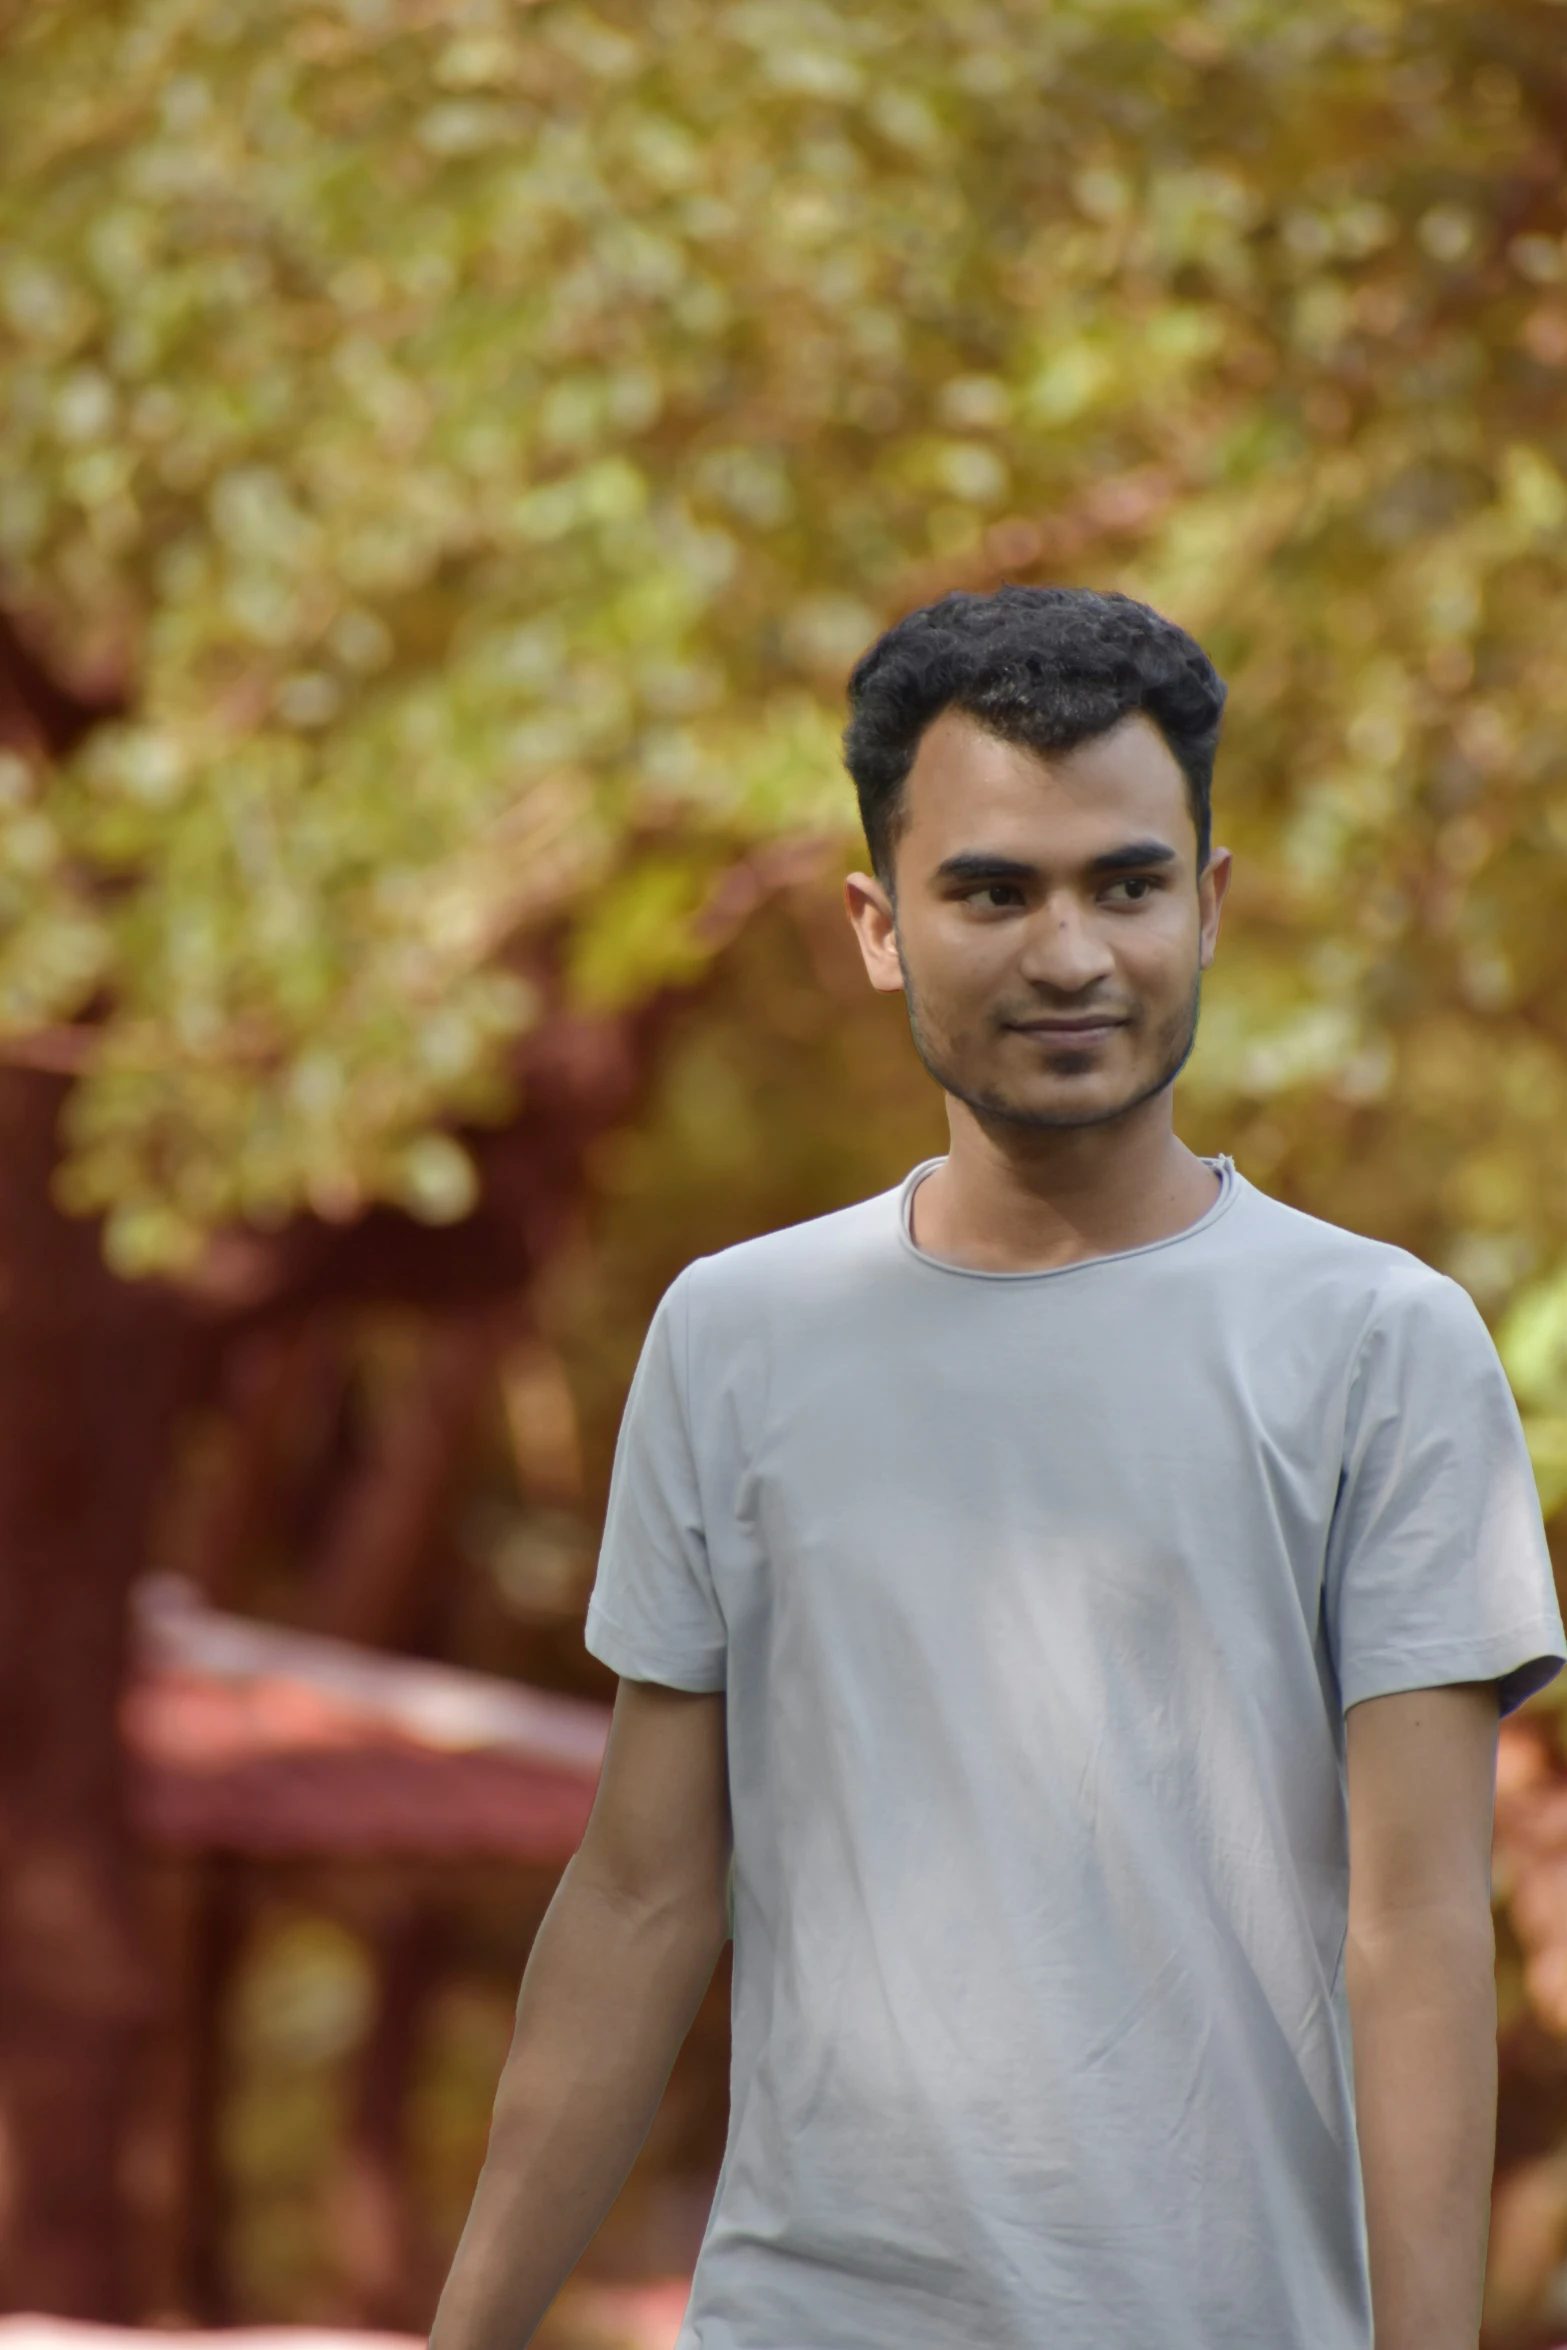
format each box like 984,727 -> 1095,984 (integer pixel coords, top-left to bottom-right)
431,587 -> 1564,2349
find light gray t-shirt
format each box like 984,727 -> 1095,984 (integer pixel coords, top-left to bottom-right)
585,1161 -> 1564,2350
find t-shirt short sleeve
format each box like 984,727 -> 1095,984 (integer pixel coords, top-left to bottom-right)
584,1270 -> 727,1692
1327,1268 -> 1565,1716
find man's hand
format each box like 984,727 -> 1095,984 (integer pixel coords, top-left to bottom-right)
1346,1681 -> 1499,2350
430,1676 -> 730,2350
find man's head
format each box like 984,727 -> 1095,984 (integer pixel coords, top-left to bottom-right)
841,586 -> 1231,1134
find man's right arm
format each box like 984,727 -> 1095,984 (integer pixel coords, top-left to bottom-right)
430,1675 -> 731,2350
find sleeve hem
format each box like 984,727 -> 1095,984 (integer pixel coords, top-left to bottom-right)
1340,1622 -> 1566,1718
584,1599 -> 727,1694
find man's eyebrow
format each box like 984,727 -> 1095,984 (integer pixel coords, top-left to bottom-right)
932,852 -> 1039,886
1085,839 -> 1180,876
932,840 -> 1179,887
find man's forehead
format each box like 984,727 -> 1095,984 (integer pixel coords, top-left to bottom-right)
903,708 -> 1190,838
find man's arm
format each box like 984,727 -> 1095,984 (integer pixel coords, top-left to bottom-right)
1345,1681 -> 1500,2350
430,1676 -> 730,2350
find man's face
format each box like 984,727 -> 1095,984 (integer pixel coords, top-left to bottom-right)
845,708 -> 1230,1131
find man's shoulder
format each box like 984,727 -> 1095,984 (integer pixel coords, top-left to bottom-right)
670,1184 -> 908,1327
683,1185 -> 906,1291
1229,1175 -> 1474,1331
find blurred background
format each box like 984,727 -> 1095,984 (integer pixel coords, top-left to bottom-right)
4,0 -> 1567,2344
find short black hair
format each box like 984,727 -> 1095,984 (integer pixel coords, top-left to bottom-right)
842,585 -> 1226,882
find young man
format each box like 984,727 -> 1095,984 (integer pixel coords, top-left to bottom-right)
432,587 -> 1565,2350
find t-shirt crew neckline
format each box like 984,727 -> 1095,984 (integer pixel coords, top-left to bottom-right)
898,1153 -> 1239,1282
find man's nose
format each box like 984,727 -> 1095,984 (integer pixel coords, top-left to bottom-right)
1015,897 -> 1118,994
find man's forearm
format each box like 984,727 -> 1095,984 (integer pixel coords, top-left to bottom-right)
1347,1906 -> 1497,2350
430,1853 -> 728,2350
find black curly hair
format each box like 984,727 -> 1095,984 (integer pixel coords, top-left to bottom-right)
843,585 -> 1227,883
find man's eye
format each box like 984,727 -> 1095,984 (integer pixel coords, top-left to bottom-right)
1107,875 -> 1159,903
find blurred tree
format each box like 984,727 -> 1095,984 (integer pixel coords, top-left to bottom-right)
0,1070 -> 185,2318
5,0 -> 1567,2321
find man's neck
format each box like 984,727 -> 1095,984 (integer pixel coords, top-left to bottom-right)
909,1094 -> 1220,1273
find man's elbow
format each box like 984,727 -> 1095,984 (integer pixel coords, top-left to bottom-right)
565,1840 -> 730,1962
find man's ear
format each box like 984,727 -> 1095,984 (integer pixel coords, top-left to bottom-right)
844,870 -> 905,995
1198,847 -> 1232,972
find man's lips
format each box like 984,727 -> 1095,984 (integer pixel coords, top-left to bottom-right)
1005,1016 -> 1129,1041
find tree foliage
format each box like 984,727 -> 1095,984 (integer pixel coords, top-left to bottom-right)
4,0 -> 1567,1301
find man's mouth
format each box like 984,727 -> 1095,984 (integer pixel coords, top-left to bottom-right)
1006,1016 -> 1129,1042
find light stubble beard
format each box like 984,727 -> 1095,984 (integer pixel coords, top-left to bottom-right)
899,956 -> 1205,1135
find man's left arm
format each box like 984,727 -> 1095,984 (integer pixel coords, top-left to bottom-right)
1346,1681 -> 1500,2350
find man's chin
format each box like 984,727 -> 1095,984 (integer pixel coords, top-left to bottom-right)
942,1069 -> 1162,1133
970,1088 -> 1142,1133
